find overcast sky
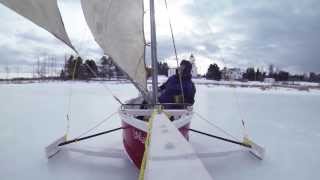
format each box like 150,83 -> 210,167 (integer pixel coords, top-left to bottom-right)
0,0 -> 319,74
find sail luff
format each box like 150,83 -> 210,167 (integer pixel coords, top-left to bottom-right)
149,0 -> 159,104
0,0 -> 76,52
81,0 -> 149,98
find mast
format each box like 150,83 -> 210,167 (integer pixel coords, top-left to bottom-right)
150,0 -> 159,104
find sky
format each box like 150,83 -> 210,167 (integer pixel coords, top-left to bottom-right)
0,0 -> 319,74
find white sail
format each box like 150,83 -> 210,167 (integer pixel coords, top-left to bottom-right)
81,0 -> 147,94
0,0 -> 75,51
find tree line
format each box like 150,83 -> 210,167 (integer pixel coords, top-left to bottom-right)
205,63 -> 320,82
60,55 -> 170,80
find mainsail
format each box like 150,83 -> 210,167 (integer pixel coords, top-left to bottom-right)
81,0 -> 148,95
0,0 -> 75,51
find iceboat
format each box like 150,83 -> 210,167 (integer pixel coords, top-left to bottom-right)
0,0 -> 265,179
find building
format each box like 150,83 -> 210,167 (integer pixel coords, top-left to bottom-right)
222,67 -> 242,80
264,78 -> 275,83
189,54 -> 198,78
167,54 -> 198,78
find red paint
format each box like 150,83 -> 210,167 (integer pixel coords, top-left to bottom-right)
122,120 -> 190,169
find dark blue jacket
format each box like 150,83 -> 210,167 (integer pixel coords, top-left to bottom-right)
158,75 -> 196,105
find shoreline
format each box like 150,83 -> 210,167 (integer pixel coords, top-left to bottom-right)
1,77 -> 319,92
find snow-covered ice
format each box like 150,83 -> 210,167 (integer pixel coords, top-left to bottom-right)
1,82 -> 320,180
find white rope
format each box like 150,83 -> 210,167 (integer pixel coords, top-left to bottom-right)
194,111 -> 240,141
65,56 -> 80,137
187,2 -> 249,137
163,0 -> 185,104
218,58 -> 248,135
64,23 -> 123,136
64,10 -> 90,138
84,63 -> 123,104
75,111 -> 118,139
64,50 -> 123,139
230,82 -> 249,137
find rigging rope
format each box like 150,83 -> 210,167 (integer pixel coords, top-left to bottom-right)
63,10 -> 124,139
65,56 -> 80,137
64,17 -> 91,138
75,111 -> 118,139
64,59 -> 122,139
164,0 -> 179,62
163,0 -> 185,104
231,85 -> 249,137
64,59 -> 123,139
84,63 -> 123,105
220,57 -> 249,136
65,49 -> 123,138
194,112 -> 240,141
188,1 -> 249,138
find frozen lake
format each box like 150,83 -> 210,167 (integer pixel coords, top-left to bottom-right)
1,82 -> 320,180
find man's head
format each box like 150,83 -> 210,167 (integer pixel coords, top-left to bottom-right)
179,60 -> 192,75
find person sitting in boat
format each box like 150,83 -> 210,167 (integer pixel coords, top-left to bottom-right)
158,60 -> 196,108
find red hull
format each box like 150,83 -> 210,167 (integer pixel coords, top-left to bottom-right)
122,120 -> 190,168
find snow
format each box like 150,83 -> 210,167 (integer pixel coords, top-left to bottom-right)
192,78 -> 320,87
1,82 -> 320,180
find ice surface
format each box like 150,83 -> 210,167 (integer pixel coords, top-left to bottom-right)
1,82 -> 320,180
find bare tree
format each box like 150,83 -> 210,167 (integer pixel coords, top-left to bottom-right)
40,58 -> 47,78
51,56 -> 57,76
36,56 -> 46,78
16,65 -> 20,78
50,56 -> 58,77
36,58 -> 41,78
4,65 -> 10,80
32,64 -> 35,78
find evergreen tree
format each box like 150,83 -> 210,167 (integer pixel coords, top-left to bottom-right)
115,65 -> 124,78
85,59 -> 98,78
206,63 -> 221,80
243,67 -> 255,81
256,69 -> 264,81
309,72 -> 317,82
100,56 -> 114,79
158,62 -> 169,76
60,70 -> 66,80
65,55 -> 75,79
65,55 -> 84,79
277,71 -> 289,81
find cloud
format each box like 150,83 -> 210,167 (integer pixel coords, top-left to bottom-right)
0,0 -> 320,74
0,45 -> 30,65
0,0 -> 103,72
177,0 -> 320,73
